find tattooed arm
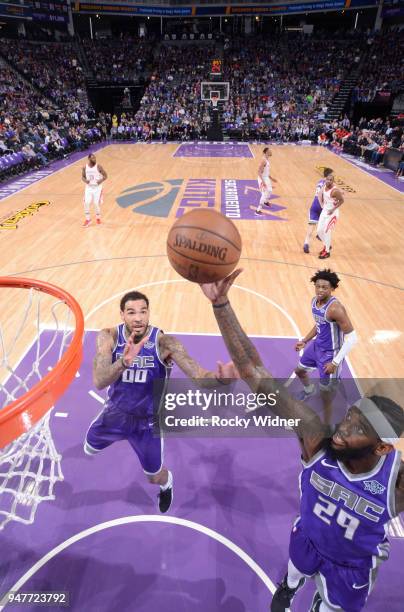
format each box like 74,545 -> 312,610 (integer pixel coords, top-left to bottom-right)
93,328 -> 124,390
200,270 -> 327,459
159,334 -> 237,388
93,327 -> 147,389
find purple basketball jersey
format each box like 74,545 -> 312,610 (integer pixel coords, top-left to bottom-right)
312,296 -> 343,353
298,448 -> 402,566
315,178 -> 326,196
106,324 -> 171,417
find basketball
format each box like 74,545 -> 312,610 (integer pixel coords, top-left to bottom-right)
166,209 -> 242,283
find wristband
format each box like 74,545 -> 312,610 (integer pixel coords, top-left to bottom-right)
212,301 -> 229,309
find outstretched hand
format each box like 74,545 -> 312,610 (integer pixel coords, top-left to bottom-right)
199,269 -> 242,304
122,332 -> 148,367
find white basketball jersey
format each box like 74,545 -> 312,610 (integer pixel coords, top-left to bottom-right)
322,185 -> 336,212
262,158 -> 270,179
85,163 -> 102,187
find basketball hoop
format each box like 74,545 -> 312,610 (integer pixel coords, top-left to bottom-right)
0,277 -> 84,529
211,95 -> 219,109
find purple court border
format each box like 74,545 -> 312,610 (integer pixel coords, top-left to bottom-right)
1,142 -> 402,203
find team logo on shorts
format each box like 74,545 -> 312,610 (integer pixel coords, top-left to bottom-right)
363,480 -> 386,495
116,180 -> 183,217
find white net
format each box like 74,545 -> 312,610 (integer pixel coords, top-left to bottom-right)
0,286 -> 77,530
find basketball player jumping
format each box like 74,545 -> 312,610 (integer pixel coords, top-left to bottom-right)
199,270 -> 404,612
303,168 -> 334,254
295,269 -> 357,422
85,290 -> 236,513
255,147 -> 277,216
317,171 -> 344,259
81,153 -> 107,227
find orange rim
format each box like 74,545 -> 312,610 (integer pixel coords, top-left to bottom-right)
0,277 -> 84,449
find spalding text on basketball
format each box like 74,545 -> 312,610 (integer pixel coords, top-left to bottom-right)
174,234 -> 228,261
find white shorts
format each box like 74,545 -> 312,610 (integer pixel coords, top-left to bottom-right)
317,207 -> 339,236
258,176 -> 272,200
84,185 -> 103,206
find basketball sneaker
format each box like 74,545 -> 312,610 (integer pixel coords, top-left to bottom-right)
158,485 -> 173,513
264,201 -> 271,207
270,574 -> 306,612
319,250 -> 330,259
82,219 -> 91,228
255,209 -> 263,216
303,244 -> 309,254
96,218 -> 101,225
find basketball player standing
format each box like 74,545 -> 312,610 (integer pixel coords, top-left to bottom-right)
303,168 -> 334,254
85,290 -> 236,513
295,269 -> 357,422
82,153 -> 107,227
317,171 -> 344,259
199,270 -> 404,612
255,147 -> 277,216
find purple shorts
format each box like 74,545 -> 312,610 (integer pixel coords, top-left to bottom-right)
298,341 -> 341,386
308,197 -> 322,224
290,522 -> 379,612
85,407 -> 163,475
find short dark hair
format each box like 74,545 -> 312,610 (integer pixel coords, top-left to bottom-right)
263,147 -> 269,154
310,268 -> 340,289
120,291 -> 149,311
368,395 -> 404,438
323,167 -> 334,177
88,153 -> 95,158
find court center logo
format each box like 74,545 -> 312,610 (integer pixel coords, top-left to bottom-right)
116,180 -> 183,218
116,178 -> 287,221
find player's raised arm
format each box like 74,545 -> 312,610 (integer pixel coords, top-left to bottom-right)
200,271 -> 326,455
159,334 -> 237,388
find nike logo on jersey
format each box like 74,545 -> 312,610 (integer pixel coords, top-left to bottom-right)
352,583 -> 369,590
321,459 -> 338,469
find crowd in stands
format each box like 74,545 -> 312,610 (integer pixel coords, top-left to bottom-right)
82,36 -> 153,83
351,30 -> 404,103
125,43 -> 218,141
0,39 -> 89,110
124,32 -> 373,143
319,115 -> 404,179
0,62 -> 105,183
0,28 -> 403,183
219,33 -> 368,141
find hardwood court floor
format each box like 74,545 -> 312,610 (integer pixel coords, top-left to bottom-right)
0,143 -> 403,410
